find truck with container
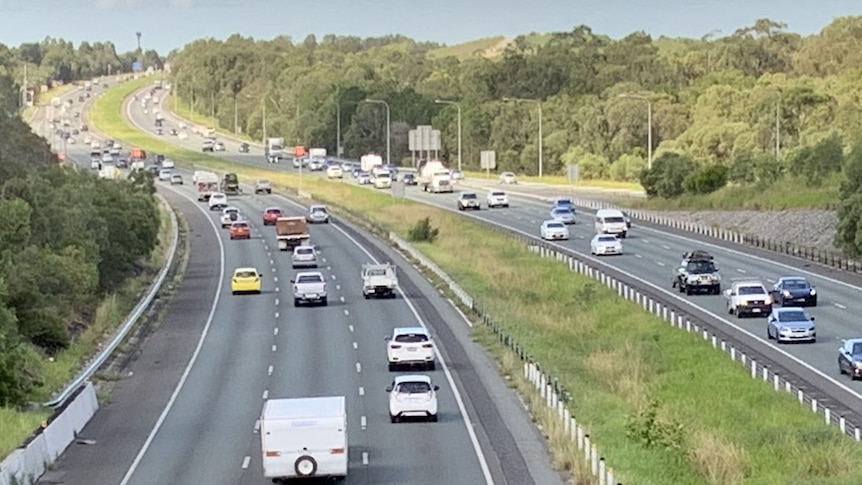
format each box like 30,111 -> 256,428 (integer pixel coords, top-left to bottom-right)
309,147 -> 327,160
361,263 -> 398,299
418,160 -> 453,193
194,170 -> 220,201
275,216 -> 310,251
260,396 -> 347,481
266,137 -> 284,163
220,173 -> 240,195
361,154 -> 383,174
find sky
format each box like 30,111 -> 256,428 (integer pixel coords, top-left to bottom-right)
0,0 -> 859,54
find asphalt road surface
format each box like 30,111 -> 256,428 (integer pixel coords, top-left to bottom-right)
122,85 -> 862,419
34,83 -> 565,485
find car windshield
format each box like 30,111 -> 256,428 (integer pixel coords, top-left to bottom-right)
556,199 -> 573,206
311,207 -> 327,213
853,343 -> 862,355
297,274 -> 323,283
687,260 -> 716,274
232,223 -> 248,229
778,311 -> 808,322
258,179 -> 270,185
546,222 -> 565,229
490,191 -> 505,197
235,270 -> 256,278
394,333 -> 429,343
396,382 -> 432,394
462,194 -> 477,199
784,279 -> 809,289
603,216 -> 625,223
738,286 -> 766,295
296,248 -> 314,255
266,209 -> 281,214
598,236 -> 617,243
553,209 -> 572,215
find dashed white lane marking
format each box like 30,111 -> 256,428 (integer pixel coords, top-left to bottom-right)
352,342 -> 358,349
336,284 -> 341,290
358,386 -> 364,396
355,362 -> 362,373
340,296 -> 345,303
331,275 -> 337,280
577,235 -> 585,239
736,268 -> 747,274
262,389 -> 269,399
766,278 -> 776,283
271,267 -> 276,272
275,298 -> 279,306
530,220 -> 538,224
835,303 -> 848,310
273,276 -> 278,283
642,239 -> 649,244
267,252 -> 271,257
322,257 -> 327,263
656,261 -> 665,267
269,259 -> 274,265
635,254 -> 643,258
344,309 -> 349,316
348,325 -> 354,332
272,345 -> 277,352
241,456 -> 251,469
662,244 -> 670,250
360,416 -> 367,429
275,287 -> 280,293
327,266 -> 332,271
362,452 -> 369,466
267,365 -> 273,376
274,327 -> 279,336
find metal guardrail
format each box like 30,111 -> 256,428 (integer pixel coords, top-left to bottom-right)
43,193 -> 179,407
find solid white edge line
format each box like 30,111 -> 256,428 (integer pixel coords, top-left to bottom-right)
326,222 -> 496,485
118,185 -> 226,485
447,298 -> 474,328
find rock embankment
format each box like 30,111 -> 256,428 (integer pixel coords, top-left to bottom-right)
639,209 -> 839,251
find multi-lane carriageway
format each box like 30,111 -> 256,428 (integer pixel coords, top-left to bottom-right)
34,84 -> 566,485
131,83 -> 862,417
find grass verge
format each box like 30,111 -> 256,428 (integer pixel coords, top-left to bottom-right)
93,80 -> 862,484
463,170 -> 645,192
619,174 -> 841,211
0,200 -> 174,460
170,93 -> 258,144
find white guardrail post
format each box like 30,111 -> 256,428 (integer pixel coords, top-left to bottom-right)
43,193 -> 179,407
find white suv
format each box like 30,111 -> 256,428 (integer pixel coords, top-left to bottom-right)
386,327 -> 435,371
291,246 -> 318,269
486,190 -> 509,208
725,280 -> 773,318
220,206 -> 239,227
209,192 -> 228,210
387,375 -> 439,423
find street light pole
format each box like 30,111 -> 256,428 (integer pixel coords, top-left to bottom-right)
364,98 -> 390,165
502,97 -> 543,177
434,99 -> 462,172
618,93 -> 653,170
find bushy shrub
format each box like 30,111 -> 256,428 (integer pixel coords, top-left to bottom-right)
407,217 -> 440,243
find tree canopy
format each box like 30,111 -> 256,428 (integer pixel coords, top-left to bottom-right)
0,68 -> 161,406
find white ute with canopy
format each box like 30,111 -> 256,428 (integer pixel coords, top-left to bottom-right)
361,263 -> 398,299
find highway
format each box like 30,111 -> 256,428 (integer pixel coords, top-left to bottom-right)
126,84 -> 862,419
34,84 -> 565,485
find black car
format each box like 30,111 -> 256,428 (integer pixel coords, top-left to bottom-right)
770,276 -> 817,307
239,143 -> 250,153
402,173 -> 417,185
116,159 -> 128,168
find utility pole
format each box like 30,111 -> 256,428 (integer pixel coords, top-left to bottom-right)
434,99 -> 462,172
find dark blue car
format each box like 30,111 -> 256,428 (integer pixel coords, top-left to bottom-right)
770,276 -> 817,307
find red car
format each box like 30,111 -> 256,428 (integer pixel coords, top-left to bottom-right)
229,221 -> 251,240
263,207 -> 283,226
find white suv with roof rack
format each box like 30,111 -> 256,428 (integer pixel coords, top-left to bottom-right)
386,327 -> 435,371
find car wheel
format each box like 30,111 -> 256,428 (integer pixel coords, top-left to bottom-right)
294,456 -> 317,477
388,363 -> 397,372
363,294 -> 370,300
427,361 -> 436,371
839,360 -> 846,374
810,298 -> 818,307
321,298 -> 328,306
293,299 -> 300,307
390,414 -> 398,423
428,414 -> 438,423
728,306 -> 733,315
736,311 -> 744,319
232,291 -> 237,295
767,328 -> 772,339
685,286 -> 692,296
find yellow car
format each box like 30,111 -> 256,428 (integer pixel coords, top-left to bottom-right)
231,267 -> 262,295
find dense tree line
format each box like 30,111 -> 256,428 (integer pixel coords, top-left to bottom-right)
0,37 -> 163,110
0,74 -> 161,406
169,19 -> 862,180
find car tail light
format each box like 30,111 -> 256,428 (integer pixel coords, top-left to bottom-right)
232,278 -> 238,283
330,448 -> 345,454
253,277 -> 259,282
265,451 -> 280,457
422,343 -> 433,348
390,344 -> 402,349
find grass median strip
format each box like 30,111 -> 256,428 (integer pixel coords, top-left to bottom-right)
94,79 -> 862,485
0,201 -> 175,460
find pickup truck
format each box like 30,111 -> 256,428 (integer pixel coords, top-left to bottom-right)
673,250 -> 721,295
725,280 -> 773,318
292,271 -> 327,307
361,263 -> 398,299
254,179 -> 272,194
220,207 -> 240,228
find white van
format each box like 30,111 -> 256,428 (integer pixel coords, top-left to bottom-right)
260,396 -> 348,481
595,209 -> 628,238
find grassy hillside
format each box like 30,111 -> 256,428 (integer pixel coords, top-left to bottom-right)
427,36 -> 510,60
